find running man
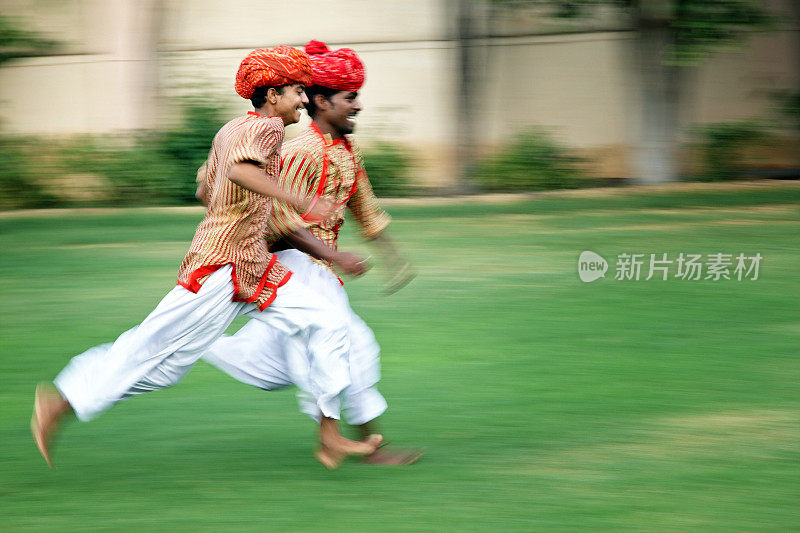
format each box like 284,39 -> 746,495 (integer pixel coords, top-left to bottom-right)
32,45 -> 381,468
202,41 -> 421,468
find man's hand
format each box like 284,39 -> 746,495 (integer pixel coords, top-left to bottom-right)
369,232 -> 416,293
195,163 -> 209,206
332,251 -> 370,277
196,181 -> 209,206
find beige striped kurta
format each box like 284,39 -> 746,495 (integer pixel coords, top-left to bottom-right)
177,112 -> 293,311
265,122 -> 391,272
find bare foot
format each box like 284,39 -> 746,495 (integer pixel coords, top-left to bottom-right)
31,383 -> 70,469
314,446 -> 345,470
315,434 -> 384,470
321,430 -> 383,455
363,446 -> 425,465
316,418 -> 382,469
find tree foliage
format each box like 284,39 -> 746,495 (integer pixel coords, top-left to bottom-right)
0,15 -> 59,66
472,128 -> 584,191
514,0 -> 775,65
362,143 -> 412,197
667,0 -> 775,65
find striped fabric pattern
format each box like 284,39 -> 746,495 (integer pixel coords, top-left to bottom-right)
266,124 -> 391,271
177,113 -> 292,311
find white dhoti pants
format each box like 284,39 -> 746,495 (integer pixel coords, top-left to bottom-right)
202,250 -> 388,426
54,264 -> 350,422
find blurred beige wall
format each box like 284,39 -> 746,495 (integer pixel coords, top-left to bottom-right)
1,0 -> 798,186
0,0 -> 161,132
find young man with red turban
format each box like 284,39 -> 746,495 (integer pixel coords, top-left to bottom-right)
201,40 -> 421,468
31,45 -> 381,468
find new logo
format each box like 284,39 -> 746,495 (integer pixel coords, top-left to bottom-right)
578,251 -> 608,283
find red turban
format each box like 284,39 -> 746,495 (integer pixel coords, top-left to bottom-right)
305,40 -> 365,92
235,46 -> 313,99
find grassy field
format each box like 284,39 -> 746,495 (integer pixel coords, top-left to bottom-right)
1,183 -> 799,531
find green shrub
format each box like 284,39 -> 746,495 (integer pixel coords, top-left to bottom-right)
159,96 -> 228,202
691,122 -> 769,181
60,135 -> 183,205
0,136 -> 59,209
362,142 -> 412,197
472,128 -> 584,192
775,90 -> 800,132
58,96 -> 226,205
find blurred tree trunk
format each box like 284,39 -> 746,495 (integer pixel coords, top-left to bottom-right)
145,0 -> 165,126
111,0 -> 163,130
632,0 -> 682,183
451,0 -> 489,193
490,0 -> 774,185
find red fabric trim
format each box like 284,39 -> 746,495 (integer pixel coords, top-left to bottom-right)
230,264 -> 241,298
303,154 -> 358,221
277,271 -> 292,288
180,259 -> 286,310
300,122 -> 359,222
258,271 -> 293,310
179,263 -> 229,293
310,121 -> 350,147
310,121 -> 325,140
236,255 -> 278,304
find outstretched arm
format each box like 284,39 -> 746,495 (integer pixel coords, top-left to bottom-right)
368,231 -> 416,294
347,166 -> 414,292
229,162 -> 333,220
229,162 -> 304,209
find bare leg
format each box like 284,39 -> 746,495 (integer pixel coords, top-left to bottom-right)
31,383 -> 73,469
315,417 -> 382,469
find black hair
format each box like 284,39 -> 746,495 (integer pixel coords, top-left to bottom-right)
304,85 -> 340,118
250,84 -> 288,109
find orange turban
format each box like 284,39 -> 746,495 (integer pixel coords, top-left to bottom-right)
305,40 -> 365,92
235,46 -> 313,99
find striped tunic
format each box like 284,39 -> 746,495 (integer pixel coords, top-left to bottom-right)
177,112 -> 292,311
266,122 -> 391,272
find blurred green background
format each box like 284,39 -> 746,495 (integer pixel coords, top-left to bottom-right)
2,184 -> 798,531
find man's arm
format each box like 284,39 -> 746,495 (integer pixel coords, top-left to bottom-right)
284,227 -> 369,277
229,162 -> 333,220
347,163 -> 415,292
369,232 -> 416,293
227,123 -> 333,219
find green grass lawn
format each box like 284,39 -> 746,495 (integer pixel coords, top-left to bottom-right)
1,184 -> 799,531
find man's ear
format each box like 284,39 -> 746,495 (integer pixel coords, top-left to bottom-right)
267,87 -> 279,104
313,94 -> 331,111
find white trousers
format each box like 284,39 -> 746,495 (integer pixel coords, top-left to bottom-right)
54,264 -> 350,422
202,250 -> 387,426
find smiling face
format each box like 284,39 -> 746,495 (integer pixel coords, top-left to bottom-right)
272,83 -> 309,125
316,90 -> 362,136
